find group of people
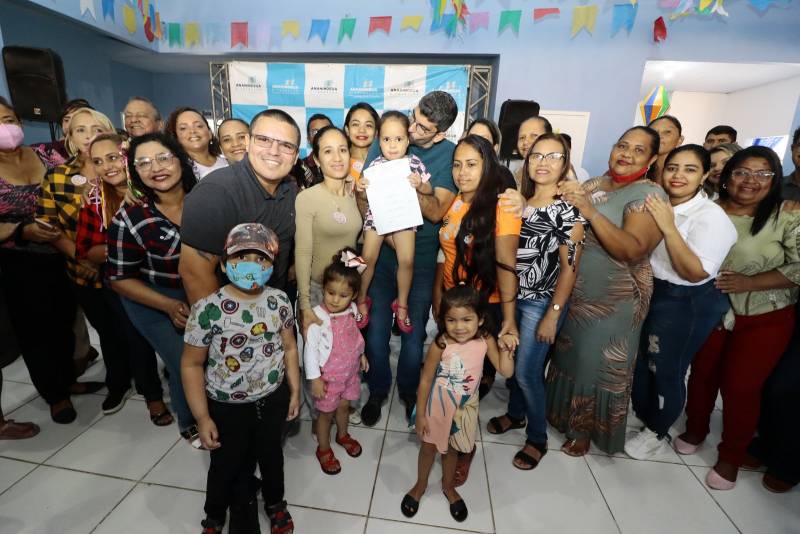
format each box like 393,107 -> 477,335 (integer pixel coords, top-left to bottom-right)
0,87 -> 799,534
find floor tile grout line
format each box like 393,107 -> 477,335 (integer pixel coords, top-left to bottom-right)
683,463 -> 743,534
478,439 -> 497,534
363,380 -> 396,531
0,460 -> 41,500
367,514 -> 489,534
582,455 -> 623,534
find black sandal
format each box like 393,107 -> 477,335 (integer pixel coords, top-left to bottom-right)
400,494 -> 420,518
265,500 -> 294,534
443,491 -> 468,522
487,414 -> 526,435
513,441 -> 547,471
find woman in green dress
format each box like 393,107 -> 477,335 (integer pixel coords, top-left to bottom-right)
548,126 -> 667,456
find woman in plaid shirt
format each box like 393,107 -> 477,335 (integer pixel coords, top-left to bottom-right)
107,132 -> 200,445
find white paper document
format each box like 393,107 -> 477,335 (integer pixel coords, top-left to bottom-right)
363,157 -> 423,235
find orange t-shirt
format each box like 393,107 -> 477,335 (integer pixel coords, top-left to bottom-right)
349,158 -> 364,182
439,195 -> 522,303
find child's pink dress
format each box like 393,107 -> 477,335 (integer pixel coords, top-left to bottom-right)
422,337 -> 487,454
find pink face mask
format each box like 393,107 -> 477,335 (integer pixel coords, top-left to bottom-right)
0,124 -> 24,150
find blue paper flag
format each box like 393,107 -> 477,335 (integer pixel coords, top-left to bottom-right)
101,0 -> 114,21
747,0 -> 775,11
308,19 -> 330,43
611,3 -> 638,36
430,13 -> 455,33
204,22 -> 226,45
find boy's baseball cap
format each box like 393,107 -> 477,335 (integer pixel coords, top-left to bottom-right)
224,223 -> 279,261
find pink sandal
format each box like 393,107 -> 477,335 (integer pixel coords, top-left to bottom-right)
356,297 -> 372,328
391,299 -> 413,334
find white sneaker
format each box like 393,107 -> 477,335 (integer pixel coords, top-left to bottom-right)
625,428 -> 670,460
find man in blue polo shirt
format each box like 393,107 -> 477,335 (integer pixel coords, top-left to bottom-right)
359,91 -> 459,426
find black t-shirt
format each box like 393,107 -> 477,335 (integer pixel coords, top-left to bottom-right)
181,158 -> 297,290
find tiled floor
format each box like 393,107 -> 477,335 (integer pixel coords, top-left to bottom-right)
1,334 -> 799,534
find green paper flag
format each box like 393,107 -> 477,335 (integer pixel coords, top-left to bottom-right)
338,18 -> 356,43
498,10 -> 521,35
168,22 -> 182,47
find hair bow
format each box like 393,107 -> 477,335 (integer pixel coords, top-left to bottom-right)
341,250 -> 367,274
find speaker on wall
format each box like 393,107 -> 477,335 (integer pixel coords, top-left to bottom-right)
497,99 -> 540,161
2,46 -> 67,122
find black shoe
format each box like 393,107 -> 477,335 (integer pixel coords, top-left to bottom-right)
69,381 -> 105,395
391,322 -> 401,336
229,497 -> 261,534
200,517 -> 224,534
51,402 -> 77,424
360,394 -> 386,427
102,388 -> 131,415
399,392 -> 416,423
444,492 -> 468,522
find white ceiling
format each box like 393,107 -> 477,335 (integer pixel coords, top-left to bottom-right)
640,60 -> 800,96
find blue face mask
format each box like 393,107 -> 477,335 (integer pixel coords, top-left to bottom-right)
226,261 -> 273,291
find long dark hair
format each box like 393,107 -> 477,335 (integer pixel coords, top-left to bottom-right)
344,102 -> 379,147
663,144 -> 711,173
718,145 -> 783,236
520,133 -> 571,200
311,125 -> 348,159
165,107 -> 221,157
434,285 -> 491,348
127,132 -> 197,201
452,135 -> 514,303
614,126 -> 660,180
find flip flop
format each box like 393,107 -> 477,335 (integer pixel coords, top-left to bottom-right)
0,420 -> 40,440
400,494 -> 419,518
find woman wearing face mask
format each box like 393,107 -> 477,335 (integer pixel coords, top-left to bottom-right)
344,103 -> 379,182
216,118 -> 249,163
107,132 -> 199,446
166,107 -> 227,180
548,126 -> 666,456
0,97 -> 100,428
676,146 -> 800,490
625,145 -> 737,461
704,143 -> 742,200
74,133 -> 174,426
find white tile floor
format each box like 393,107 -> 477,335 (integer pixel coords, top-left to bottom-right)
1,336 -> 799,534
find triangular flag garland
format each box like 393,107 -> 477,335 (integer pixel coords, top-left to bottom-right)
254,22 -> 271,48
611,3 -> 638,36
80,0 -> 96,20
747,0 -> 775,11
308,19 -> 330,44
469,11 -> 490,33
498,10 -> 521,35
122,4 -> 137,34
571,5 -> 598,37
368,16 -> 392,35
533,8 -> 560,21
168,22 -> 182,47
654,16 -> 668,42
101,0 -> 114,21
401,15 -> 424,31
185,22 -> 201,47
231,22 -> 249,47
338,18 -> 356,43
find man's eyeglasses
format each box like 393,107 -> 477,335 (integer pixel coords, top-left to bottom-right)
133,152 -> 175,172
251,134 -> 298,154
408,111 -> 436,136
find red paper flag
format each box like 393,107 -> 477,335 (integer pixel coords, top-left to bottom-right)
653,16 -> 667,42
231,22 -> 249,47
368,16 -> 392,35
533,7 -> 560,21
144,16 -> 155,42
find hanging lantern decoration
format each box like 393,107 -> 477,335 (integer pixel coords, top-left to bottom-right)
639,85 -> 671,125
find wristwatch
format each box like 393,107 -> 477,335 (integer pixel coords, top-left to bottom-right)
551,303 -> 562,312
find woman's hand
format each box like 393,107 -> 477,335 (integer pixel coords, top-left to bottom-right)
558,181 -> 597,220
310,378 -> 326,400
360,354 -> 370,372
497,321 -> 520,352
165,299 -> 190,329
301,308 -> 323,338
536,316 -> 558,345
197,416 -> 221,450
498,188 -> 524,216
645,194 -> 676,234
76,259 -> 99,282
715,271 -> 754,294
21,222 -> 61,243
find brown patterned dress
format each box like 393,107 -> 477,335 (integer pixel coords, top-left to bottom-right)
545,177 -> 666,453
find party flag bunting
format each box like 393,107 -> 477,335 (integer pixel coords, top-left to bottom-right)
653,16 -> 667,41
639,85 -> 671,124
533,7 -> 560,21
431,14 -> 457,35
698,0 -> 714,12
401,15 -> 424,31
255,22 -> 271,48
658,0 -> 681,7
148,3 -> 155,25
231,22 -> 248,47
747,0 -> 774,11
269,24 -> 283,48
453,0 -> 470,20
144,16 -> 155,41
469,11 -> 490,32
571,5 -> 598,37
101,0 -> 114,21
498,10 -> 521,35
282,20 -> 300,39
669,0 -> 695,19
712,1 -> 729,16
168,22 -> 182,47
431,0 -> 447,21
185,23 -> 201,47
308,19 -> 330,43
368,16 -> 392,35
122,4 -> 137,34
155,11 -> 162,38
611,3 -> 637,36
338,18 -> 356,43
80,0 -> 96,20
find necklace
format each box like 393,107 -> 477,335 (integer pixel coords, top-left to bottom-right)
324,182 -> 348,224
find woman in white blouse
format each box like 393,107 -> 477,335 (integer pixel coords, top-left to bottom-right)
625,144 -> 737,460
166,107 -> 228,179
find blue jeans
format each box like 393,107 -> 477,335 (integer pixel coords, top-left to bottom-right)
120,284 -> 195,431
507,298 -> 567,445
365,256 -> 435,398
631,278 -> 730,438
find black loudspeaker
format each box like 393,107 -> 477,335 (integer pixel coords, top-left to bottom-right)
498,99 -> 540,161
2,46 -> 67,122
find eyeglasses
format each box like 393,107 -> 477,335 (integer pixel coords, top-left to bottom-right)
133,152 -> 175,172
251,134 -> 298,154
529,152 -> 566,164
731,168 -> 775,183
92,153 -> 124,167
408,110 -> 436,136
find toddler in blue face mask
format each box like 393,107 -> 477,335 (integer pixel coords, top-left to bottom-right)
181,222 -> 301,534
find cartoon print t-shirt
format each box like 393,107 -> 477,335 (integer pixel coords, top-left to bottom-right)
184,285 -> 295,403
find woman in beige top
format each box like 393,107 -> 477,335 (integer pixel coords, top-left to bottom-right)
295,126 -> 363,333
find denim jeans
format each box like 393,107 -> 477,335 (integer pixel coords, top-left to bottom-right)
631,278 -> 730,438
120,284 -> 194,431
365,255 -> 435,398
507,298 -> 567,445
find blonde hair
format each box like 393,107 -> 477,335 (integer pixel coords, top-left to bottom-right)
65,107 -> 115,157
